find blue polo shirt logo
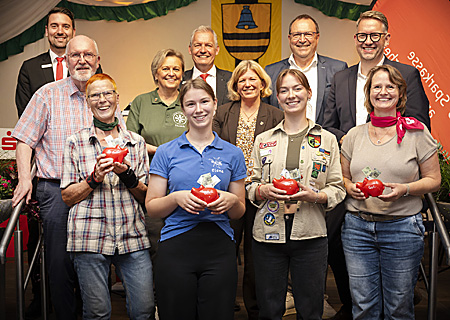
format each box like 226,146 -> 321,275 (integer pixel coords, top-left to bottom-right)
209,157 -> 224,173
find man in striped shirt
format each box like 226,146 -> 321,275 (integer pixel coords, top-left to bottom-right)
12,35 -> 122,320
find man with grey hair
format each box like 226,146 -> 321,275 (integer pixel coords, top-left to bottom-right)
184,25 -> 231,106
12,35 -> 123,320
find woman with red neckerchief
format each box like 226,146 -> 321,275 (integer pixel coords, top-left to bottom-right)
340,64 -> 441,319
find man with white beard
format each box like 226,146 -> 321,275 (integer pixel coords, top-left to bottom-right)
12,35 -> 123,320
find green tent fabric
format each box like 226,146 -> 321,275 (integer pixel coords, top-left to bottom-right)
0,0 -> 197,61
294,0 -> 376,21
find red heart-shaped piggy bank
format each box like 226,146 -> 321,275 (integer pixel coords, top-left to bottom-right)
272,177 -> 299,195
102,145 -> 129,163
356,178 -> 385,198
191,185 -> 219,204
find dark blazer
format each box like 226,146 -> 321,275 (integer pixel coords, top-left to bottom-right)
263,54 -> 347,125
213,101 -> 284,145
15,50 -> 103,117
322,57 -> 431,143
184,67 -> 232,106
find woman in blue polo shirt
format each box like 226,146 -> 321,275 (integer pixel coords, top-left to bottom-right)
145,78 -> 246,320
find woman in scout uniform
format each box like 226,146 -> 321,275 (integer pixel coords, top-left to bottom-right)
145,78 -> 247,320
247,69 -> 345,319
340,65 -> 440,319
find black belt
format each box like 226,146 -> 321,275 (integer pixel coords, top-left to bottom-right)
38,178 -> 60,184
350,211 -> 405,222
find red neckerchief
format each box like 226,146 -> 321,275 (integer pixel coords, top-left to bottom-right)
370,111 -> 424,144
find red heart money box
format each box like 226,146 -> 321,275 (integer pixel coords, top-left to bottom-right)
272,177 -> 299,195
191,185 -> 219,204
356,178 -> 385,198
102,145 -> 129,163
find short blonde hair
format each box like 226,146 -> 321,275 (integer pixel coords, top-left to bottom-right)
151,49 -> 184,85
227,60 -> 272,101
364,65 -> 407,114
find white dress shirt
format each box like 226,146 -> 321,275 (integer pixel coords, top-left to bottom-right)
49,49 -> 68,81
289,53 -> 318,121
192,65 -> 217,96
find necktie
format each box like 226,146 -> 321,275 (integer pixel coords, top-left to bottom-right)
200,73 -> 209,81
56,57 -> 64,81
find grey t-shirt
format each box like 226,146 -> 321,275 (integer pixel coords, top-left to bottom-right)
341,122 -> 436,216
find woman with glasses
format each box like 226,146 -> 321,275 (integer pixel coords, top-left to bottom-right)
247,69 -> 345,319
212,60 -> 283,319
340,65 -> 440,319
146,78 -> 246,320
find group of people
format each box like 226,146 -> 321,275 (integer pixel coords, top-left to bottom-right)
11,6 -> 440,320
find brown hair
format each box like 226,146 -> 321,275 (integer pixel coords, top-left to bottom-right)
288,14 -> 320,34
276,69 -> 311,94
357,11 -> 389,32
180,78 -> 216,108
364,65 -> 407,114
227,60 -> 272,101
47,7 -> 75,29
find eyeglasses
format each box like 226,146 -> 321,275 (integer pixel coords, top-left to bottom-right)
289,32 -> 317,41
355,33 -> 386,43
68,52 -> 97,61
87,90 -> 116,101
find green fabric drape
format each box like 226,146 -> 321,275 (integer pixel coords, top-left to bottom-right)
294,0 -> 376,21
0,0 -> 197,62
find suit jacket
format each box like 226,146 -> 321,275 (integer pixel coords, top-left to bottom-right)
213,101 -> 284,145
184,67 -> 232,106
263,55 -> 347,125
15,50 -> 103,117
322,57 -> 431,143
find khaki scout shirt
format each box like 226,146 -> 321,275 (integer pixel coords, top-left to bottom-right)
246,120 -> 345,243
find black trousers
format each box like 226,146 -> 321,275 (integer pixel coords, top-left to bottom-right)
231,199 -> 259,320
155,222 -> 237,320
326,202 -> 352,311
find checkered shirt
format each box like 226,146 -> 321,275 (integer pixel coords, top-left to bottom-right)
12,77 -> 124,180
61,125 -> 150,254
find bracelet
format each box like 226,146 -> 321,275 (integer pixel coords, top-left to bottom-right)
403,184 -> 410,197
314,192 -> 320,204
86,171 -> 101,189
117,165 -> 139,189
257,184 -> 265,200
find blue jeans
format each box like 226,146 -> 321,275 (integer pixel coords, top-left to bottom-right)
36,180 -> 77,319
342,212 -> 425,320
72,249 -> 155,320
253,214 -> 328,320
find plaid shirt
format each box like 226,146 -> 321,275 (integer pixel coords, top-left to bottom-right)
12,77 -> 124,180
61,124 -> 150,254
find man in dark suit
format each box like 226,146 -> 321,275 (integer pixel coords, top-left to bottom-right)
184,25 -> 231,106
322,11 -> 430,320
16,7 -> 76,118
264,14 -> 347,125
15,7 -> 76,319
323,10 -> 430,145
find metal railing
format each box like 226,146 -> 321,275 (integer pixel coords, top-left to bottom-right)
0,162 -> 50,320
424,193 -> 450,320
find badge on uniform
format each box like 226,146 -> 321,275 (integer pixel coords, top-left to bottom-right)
313,162 -> 322,171
267,200 -> 279,213
265,233 -> 280,240
264,213 -> 275,226
311,170 -> 319,179
307,134 -> 321,148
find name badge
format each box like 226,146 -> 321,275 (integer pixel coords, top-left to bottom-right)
41,64 -> 52,69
